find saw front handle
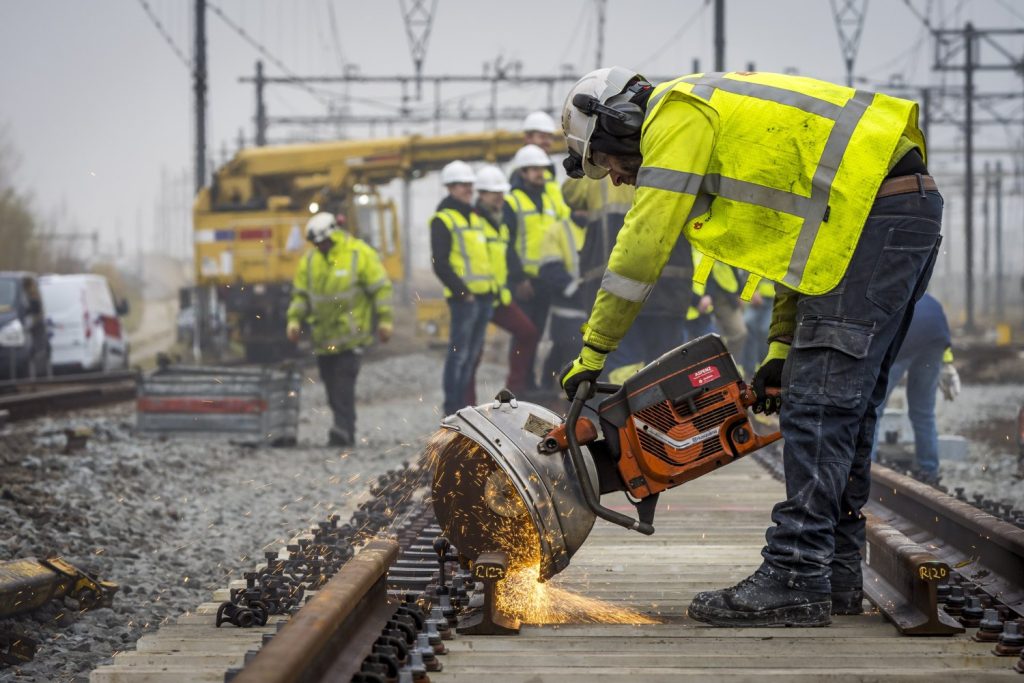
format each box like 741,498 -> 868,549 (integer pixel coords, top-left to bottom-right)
566,380 -> 656,536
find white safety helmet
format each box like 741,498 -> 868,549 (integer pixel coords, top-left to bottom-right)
510,144 -> 551,171
306,212 -> 338,243
561,66 -> 646,179
475,165 -> 510,194
522,110 -> 557,134
440,160 -> 476,185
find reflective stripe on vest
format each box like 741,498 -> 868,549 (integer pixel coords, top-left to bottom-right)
507,189 -> 556,277
642,72 -> 922,295
483,216 -> 510,289
434,208 -> 494,297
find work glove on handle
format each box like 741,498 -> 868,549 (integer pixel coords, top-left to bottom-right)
752,341 -> 789,415
559,346 -> 607,401
939,364 -> 960,402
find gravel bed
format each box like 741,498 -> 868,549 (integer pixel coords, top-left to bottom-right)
0,350 -> 503,683
932,383 -> 1024,509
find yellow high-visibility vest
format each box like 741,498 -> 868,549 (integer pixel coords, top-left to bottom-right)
433,208 -> 495,298
642,71 -> 924,296
286,232 -> 393,354
582,71 -> 924,353
506,188 -> 558,278
543,168 -> 572,221
483,214 -> 512,306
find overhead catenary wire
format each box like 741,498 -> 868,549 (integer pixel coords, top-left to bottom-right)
635,1 -> 708,73
134,0 -> 192,70
206,0 -> 335,107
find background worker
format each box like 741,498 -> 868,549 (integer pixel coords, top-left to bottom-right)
472,164 -> 539,397
559,67 -> 941,626
563,175 -> 694,383
537,209 -> 587,390
519,110 -> 572,220
286,212 -> 393,447
740,277 -> 777,377
873,292 -> 960,485
430,161 -> 495,415
503,144 -> 561,390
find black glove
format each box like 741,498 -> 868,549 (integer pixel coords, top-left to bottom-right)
558,346 -> 606,401
751,341 -> 788,415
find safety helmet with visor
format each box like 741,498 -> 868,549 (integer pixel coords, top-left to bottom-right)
561,66 -> 651,180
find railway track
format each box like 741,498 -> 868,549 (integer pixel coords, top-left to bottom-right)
84,441 -> 1024,682
0,369 -> 139,423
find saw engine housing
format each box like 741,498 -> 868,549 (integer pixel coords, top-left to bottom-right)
596,334 -> 780,500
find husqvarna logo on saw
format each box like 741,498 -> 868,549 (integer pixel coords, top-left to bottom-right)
688,365 -> 720,387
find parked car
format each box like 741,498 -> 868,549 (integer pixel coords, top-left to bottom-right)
40,274 -> 130,373
0,271 -> 51,380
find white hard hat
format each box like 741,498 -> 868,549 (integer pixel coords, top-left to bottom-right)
440,160 -> 475,185
510,144 -> 551,171
475,165 -> 510,193
306,212 -> 337,243
522,110 -> 557,134
561,66 -> 644,179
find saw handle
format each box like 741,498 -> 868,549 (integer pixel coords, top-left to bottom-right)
567,380 -> 656,536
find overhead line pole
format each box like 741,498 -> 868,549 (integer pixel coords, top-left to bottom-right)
964,22 -> 975,331
713,0 -> 725,71
194,0 -> 208,193
931,23 -> 1024,332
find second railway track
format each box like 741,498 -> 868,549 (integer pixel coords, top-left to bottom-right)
0,369 -> 139,423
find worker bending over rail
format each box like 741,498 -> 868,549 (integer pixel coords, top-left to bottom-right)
559,67 -> 942,627
287,212 -> 393,447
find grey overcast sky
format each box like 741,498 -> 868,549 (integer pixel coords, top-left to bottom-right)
1,1 -> 1023,263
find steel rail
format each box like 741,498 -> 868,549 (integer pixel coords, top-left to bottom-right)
0,377 -> 138,422
867,462 -> 1024,621
232,538 -> 399,683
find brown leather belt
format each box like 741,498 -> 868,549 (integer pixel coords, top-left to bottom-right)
876,174 -> 938,199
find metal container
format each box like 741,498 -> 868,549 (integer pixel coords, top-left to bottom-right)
136,364 -> 301,445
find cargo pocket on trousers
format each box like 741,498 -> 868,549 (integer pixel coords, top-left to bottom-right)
865,226 -> 941,315
787,315 -> 875,409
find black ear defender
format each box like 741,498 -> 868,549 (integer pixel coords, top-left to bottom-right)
572,81 -> 651,139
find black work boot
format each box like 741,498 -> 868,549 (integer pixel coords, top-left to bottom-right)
830,562 -> 864,615
328,427 -> 353,447
831,588 -> 864,615
688,570 -> 831,627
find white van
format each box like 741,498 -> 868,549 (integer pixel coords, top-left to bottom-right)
40,274 -> 130,372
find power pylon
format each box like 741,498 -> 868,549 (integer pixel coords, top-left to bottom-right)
830,0 -> 868,87
399,0 -> 438,100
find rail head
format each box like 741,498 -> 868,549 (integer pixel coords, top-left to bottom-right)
232,538 -> 399,683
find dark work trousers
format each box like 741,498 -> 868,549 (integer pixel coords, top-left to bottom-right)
316,349 -> 361,442
443,295 -> 494,415
542,310 -> 586,390
516,282 -> 550,390
464,301 -> 539,404
759,189 -> 943,594
606,314 -> 690,376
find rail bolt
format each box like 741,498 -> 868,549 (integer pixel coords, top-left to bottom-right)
994,620 -> 1024,657
960,596 -> 984,627
973,609 -> 1005,643
945,585 -> 966,616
